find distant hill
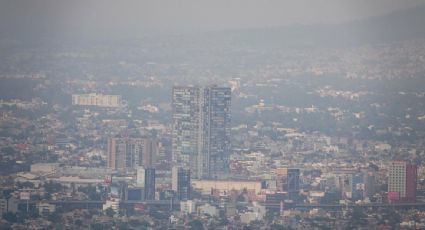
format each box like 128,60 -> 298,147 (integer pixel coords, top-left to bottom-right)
342,3 -> 425,43
219,4 -> 425,48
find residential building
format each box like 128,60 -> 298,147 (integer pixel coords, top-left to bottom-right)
172,86 -> 231,179
388,161 -> 417,202
107,137 -> 158,170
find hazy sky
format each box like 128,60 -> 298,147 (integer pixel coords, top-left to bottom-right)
0,0 -> 424,37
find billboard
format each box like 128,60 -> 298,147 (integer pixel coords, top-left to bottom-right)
388,191 -> 400,202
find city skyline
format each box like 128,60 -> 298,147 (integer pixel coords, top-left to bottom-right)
1,1 -> 425,229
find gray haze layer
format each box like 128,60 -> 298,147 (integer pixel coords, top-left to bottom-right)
0,0 -> 423,38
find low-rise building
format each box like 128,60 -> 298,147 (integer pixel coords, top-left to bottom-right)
180,200 -> 196,214
197,203 -> 218,217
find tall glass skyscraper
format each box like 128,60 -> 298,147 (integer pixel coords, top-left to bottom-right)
172,86 -> 231,179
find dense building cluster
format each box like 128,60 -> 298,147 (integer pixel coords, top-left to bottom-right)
1,18 -> 425,229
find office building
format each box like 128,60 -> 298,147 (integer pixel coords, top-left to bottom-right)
172,166 -> 191,200
388,161 -> 417,202
107,137 -> 158,170
285,168 -> 300,201
172,86 -> 202,177
275,168 -> 288,192
144,168 -> 156,200
364,172 -> 376,198
172,86 -> 231,179
202,86 -> 232,179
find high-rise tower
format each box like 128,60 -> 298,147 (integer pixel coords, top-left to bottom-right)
144,168 -> 156,200
171,86 -> 202,177
107,137 -> 158,170
172,86 -> 231,179
388,161 -> 417,202
172,166 -> 191,200
286,168 -> 300,201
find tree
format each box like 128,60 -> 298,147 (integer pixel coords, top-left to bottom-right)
242,226 -> 253,230
265,211 -> 277,223
2,212 -> 17,223
236,194 -> 246,202
150,210 -> 168,220
87,209 -> 99,218
16,210 -> 39,224
346,207 -> 368,229
2,189 -> 13,199
218,216 -> 229,226
189,219 -> 204,230
270,224 -> 286,230
17,181 -> 34,189
74,219 -> 83,227
47,212 -> 61,223
44,181 -> 63,193
105,207 -> 115,217
381,208 -> 401,228
0,224 -> 12,230
116,221 -> 128,230
79,185 -> 101,200
2,147 -> 16,155
129,219 -> 147,228
91,223 -> 103,230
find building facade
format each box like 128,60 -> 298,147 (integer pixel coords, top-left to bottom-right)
286,168 -> 300,201
388,161 -> 417,202
107,137 -> 158,170
172,167 -> 191,200
171,86 -> 201,177
172,86 -> 231,179
72,93 -> 122,107
144,168 -> 156,200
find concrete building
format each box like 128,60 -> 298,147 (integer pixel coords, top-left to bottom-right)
172,166 -> 191,200
107,137 -> 158,170
364,172 -> 376,198
180,200 -> 196,214
144,168 -> 156,200
285,168 -> 300,201
0,198 -> 18,215
388,161 -> 417,202
172,86 -> 231,179
72,93 -> 121,107
103,198 -> 120,214
49,176 -> 103,187
30,163 -> 59,174
136,166 -> 145,187
192,180 -> 262,195
275,168 -> 288,192
0,199 -> 7,215
240,202 -> 266,224
37,202 -> 56,216
225,204 -> 237,218
197,203 -> 218,217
